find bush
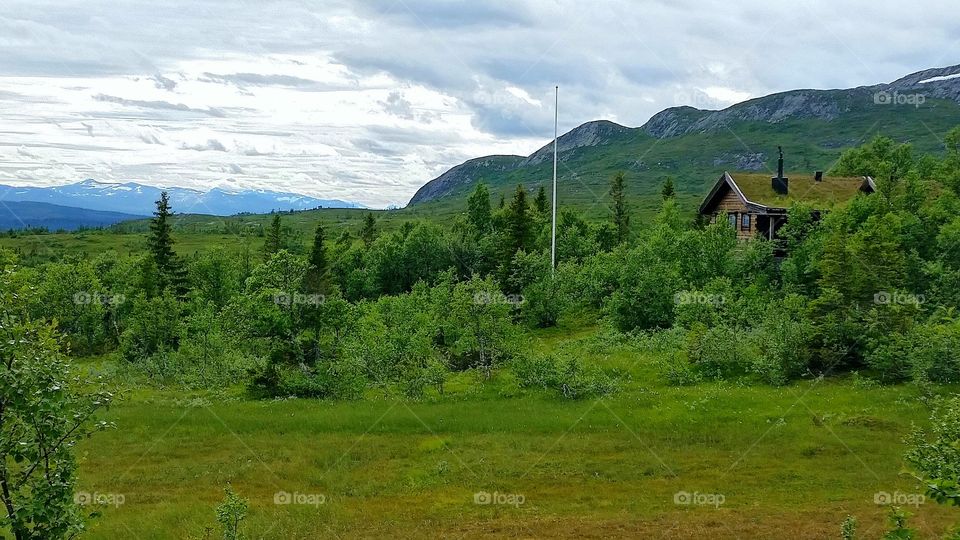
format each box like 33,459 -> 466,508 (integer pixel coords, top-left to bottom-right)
119,293 -> 182,361
607,248 -> 684,332
520,275 -> 564,328
657,351 -> 702,386
252,357 -> 366,400
686,323 -> 758,379
866,322 -> 960,384
751,295 -> 815,385
513,353 -> 618,399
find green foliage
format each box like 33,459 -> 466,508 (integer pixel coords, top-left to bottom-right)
447,276 -> 519,377
215,485 -> 248,540
0,280 -> 113,539
505,184 -> 533,257
656,351 -> 702,386
686,323 -> 759,380
607,243 -> 684,331
610,171 -> 630,244
752,295 -> 815,385
661,176 -> 675,200
361,212 -> 377,246
148,192 -> 187,295
467,182 -> 493,234
304,222 -> 329,294
513,352 -> 618,399
906,396 -> 960,507
881,506 -> 916,539
534,184 -> 549,215
841,515 -> 857,540
119,292 -> 182,361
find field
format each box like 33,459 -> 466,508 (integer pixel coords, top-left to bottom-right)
74,327 -> 957,539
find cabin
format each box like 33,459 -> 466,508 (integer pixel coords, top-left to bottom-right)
698,150 -> 876,245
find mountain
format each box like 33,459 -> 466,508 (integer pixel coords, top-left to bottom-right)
0,180 -> 365,216
0,201 -> 145,231
408,64 -> 960,214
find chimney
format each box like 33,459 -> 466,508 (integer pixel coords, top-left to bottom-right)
815,171 -> 823,182
772,146 -> 788,195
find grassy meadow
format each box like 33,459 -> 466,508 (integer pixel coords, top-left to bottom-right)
73,325 -> 956,539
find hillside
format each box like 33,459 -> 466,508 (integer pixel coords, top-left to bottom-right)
0,201 -> 145,231
408,64 -> 960,218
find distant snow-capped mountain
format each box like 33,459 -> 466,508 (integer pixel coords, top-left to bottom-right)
0,180 -> 365,216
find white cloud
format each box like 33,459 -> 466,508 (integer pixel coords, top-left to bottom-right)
0,0 -> 957,207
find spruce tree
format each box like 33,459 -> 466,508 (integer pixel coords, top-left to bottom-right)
507,184 -> 532,254
263,213 -> 283,258
147,192 -> 187,295
305,223 -> 328,293
610,171 -> 630,244
534,185 -> 549,214
661,176 -> 675,200
467,182 -> 492,233
361,212 -> 377,246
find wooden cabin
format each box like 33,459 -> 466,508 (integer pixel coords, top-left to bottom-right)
699,165 -> 876,243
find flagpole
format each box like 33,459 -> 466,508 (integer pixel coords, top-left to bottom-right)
551,85 -> 558,274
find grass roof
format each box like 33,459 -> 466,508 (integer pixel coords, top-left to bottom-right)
730,172 -> 869,208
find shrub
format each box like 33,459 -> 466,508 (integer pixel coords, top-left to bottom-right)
513,353 -> 618,399
866,322 -> 960,384
215,485 -> 248,540
686,323 -> 758,380
252,358 -> 366,400
657,351 -> 702,386
751,295 -> 815,385
607,247 -> 684,332
520,275 -> 564,328
119,292 -> 182,361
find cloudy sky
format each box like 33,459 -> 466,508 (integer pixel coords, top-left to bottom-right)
0,0 -> 958,207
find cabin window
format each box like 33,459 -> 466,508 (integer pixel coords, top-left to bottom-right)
727,213 -> 737,228
741,213 -> 751,230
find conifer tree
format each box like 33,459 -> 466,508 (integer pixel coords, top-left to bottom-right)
361,212 -> 377,246
467,182 -> 492,233
534,185 -> 549,214
610,171 -> 630,244
661,176 -> 675,200
507,184 -> 532,254
263,213 -> 284,258
305,223 -> 328,293
148,192 -> 187,295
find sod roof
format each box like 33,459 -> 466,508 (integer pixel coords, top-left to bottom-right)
729,172 -> 873,208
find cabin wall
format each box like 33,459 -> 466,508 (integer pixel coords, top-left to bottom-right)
705,188 -> 754,240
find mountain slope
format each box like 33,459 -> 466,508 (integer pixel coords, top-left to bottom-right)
0,201 -> 145,231
0,180 -> 365,216
408,64 -> 960,215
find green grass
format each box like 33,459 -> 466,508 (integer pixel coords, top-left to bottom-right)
72,328 -> 958,538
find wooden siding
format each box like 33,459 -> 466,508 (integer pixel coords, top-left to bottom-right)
706,186 -> 754,240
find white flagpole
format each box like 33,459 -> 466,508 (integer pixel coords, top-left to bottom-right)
551,85 -> 558,274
